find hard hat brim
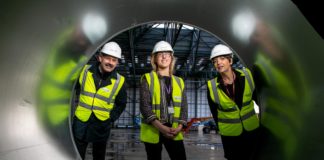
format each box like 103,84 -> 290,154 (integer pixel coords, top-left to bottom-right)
100,52 -> 121,59
210,53 -> 233,60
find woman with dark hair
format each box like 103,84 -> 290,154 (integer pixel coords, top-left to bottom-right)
207,44 -> 260,160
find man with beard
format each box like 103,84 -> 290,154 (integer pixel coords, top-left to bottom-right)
72,41 -> 127,160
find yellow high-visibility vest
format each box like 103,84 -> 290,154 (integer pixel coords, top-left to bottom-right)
254,52 -> 307,159
40,57 -> 85,126
75,65 -> 125,122
207,68 -> 259,136
38,26 -> 87,126
140,71 -> 185,143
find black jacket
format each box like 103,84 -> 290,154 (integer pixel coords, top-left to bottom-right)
73,62 -> 127,142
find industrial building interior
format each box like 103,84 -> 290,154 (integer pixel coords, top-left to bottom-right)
82,22 -> 231,160
0,0 -> 323,160
98,22 -> 231,125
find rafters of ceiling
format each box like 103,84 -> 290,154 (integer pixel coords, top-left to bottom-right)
105,22 -> 223,87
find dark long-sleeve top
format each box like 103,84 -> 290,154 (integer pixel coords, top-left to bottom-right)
73,62 -> 127,142
140,73 -> 188,126
207,69 -> 258,124
75,62 -> 127,122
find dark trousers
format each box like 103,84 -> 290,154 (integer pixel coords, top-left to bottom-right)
221,128 -> 260,160
74,137 -> 107,160
144,133 -> 186,160
72,114 -> 111,160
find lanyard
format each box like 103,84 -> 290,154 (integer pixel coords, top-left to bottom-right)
165,84 -> 171,95
225,83 -> 235,101
223,71 -> 236,101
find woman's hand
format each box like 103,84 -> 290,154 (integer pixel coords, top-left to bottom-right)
170,124 -> 183,136
151,120 -> 175,139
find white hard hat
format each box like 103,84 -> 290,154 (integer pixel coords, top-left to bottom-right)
101,42 -> 122,59
82,13 -> 107,44
152,41 -> 174,54
210,44 -> 233,60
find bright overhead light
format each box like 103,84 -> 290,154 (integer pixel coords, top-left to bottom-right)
147,56 -> 151,64
197,58 -> 204,65
152,23 -> 164,28
152,23 -> 194,30
183,24 -> 194,30
232,9 -> 257,44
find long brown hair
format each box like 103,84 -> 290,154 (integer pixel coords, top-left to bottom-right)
150,52 -> 177,75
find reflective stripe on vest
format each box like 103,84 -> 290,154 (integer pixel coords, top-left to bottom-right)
207,68 -> 259,136
140,71 -> 185,143
75,65 -> 125,122
40,56 -> 86,126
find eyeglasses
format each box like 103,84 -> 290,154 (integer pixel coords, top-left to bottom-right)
157,52 -> 172,57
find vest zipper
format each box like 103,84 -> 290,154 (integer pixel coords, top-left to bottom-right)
238,106 -> 244,129
91,79 -> 102,110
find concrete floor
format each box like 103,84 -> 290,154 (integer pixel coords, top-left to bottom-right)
84,129 -> 225,160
